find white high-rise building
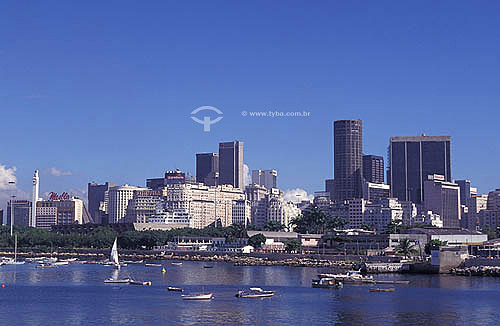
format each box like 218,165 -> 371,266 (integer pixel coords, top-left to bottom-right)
31,170 -> 40,227
251,170 -> 278,190
108,185 -> 148,223
163,183 -> 245,229
232,199 -> 251,226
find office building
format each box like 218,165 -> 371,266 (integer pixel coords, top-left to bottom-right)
123,190 -> 163,223
423,174 -> 461,228
467,194 -> 488,229
163,183 -> 245,228
325,179 -> 335,201
108,185 -> 149,223
88,182 -> 115,224
363,198 -> 403,233
6,200 -> 32,227
196,153 -> 219,186
333,120 -> 363,201
146,178 -> 165,191
35,197 -> 84,229
219,141 -> 244,189
363,155 -> 384,184
388,135 -> 451,204
252,169 -> 277,190
363,182 -> 390,201
232,199 -> 251,227
245,184 -> 269,227
487,189 -> 500,212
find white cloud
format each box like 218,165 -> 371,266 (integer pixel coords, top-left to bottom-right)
47,167 -> 72,177
68,188 -> 88,203
0,165 -> 17,190
0,164 -> 29,220
243,164 -> 251,187
283,188 -> 314,203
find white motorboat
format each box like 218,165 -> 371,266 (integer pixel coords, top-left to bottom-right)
104,278 -> 131,284
318,270 -> 374,283
235,288 -> 275,298
181,293 -> 213,300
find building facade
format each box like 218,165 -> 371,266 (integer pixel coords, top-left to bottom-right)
88,182 -> 115,224
35,197 -> 84,229
423,174 -> 461,228
388,135 -> 451,204
363,155 -> 384,183
252,169 -> 277,190
325,179 -> 335,201
6,200 -> 31,227
363,182 -> 390,201
124,190 -> 163,223
333,120 -> 363,202
196,153 -> 219,186
219,141 -> 244,189
232,199 -> 251,226
108,185 -> 149,223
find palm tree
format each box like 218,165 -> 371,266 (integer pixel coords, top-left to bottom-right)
396,238 -> 417,259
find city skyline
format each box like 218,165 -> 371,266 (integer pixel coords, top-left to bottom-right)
2,2 -> 500,211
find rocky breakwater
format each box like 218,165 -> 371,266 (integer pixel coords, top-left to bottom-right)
233,256 -> 355,268
452,266 -> 500,277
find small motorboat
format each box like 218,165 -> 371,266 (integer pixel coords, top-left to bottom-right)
168,286 -> 183,292
145,263 -> 162,267
129,279 -> 152,286
370,288 -> 395,293
171,262 -> 183,266
181,293 -> 213,300
235,288 -> 275,298
104,278 -> 131,284
312,278 -> 344,289
203,265 -> 214,269
36,263 -> 56,269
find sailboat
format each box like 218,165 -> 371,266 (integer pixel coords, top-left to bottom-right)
4,234 -> 25,265
104,240 -> 130,284
110,237 -> 121,269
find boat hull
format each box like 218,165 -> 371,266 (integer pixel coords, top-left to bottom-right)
181,293 -> 213,300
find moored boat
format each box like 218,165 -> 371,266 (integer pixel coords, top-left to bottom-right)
171,262 -> 183,266
370,288 -> 395,292
168,286 -> 183,292
145,263 -> 162,267
312,278 -> 344,289
104,278 -> 131,284
181,293 -> 213,300
235,288 -> 275,298
129,279 -> 152,286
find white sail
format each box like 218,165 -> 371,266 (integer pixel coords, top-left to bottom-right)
110,238 -> 119,266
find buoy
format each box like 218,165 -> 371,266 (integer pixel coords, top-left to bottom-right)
162,268 -> 166,273
1,284 -> 5,288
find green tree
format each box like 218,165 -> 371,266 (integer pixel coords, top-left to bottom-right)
386,219 -> 404,234
264,221 -> 286,232
396,238 -> 417,259
290,205 -> 333,234
284,239 -> 301,253
248,233 -> 266,248
424,239 -> 448,254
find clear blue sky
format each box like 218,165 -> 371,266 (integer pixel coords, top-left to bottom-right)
1,1 -> 500,207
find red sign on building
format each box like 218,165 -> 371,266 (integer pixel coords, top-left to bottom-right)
49,192 -> 70,201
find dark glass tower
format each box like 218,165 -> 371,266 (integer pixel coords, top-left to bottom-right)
196,153 -> 219,186
388,136 -> 451,204
219,141 -> 244,189
363,155 -> 384,183
333,120 -> 363,201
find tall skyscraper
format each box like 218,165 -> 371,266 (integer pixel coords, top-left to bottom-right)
333,120 -> 363,202
196,153 -> 219,186
363,155 -> 384,184
252,169 -> 277,189
219,141 -> 244,189
31,170 -> 39,227
88,182 -> 115,224
388,135 -> 451,204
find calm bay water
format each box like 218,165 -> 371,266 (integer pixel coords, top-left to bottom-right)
1,261 -> 500,325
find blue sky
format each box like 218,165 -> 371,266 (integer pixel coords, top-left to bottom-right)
1,1 -> 500,209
